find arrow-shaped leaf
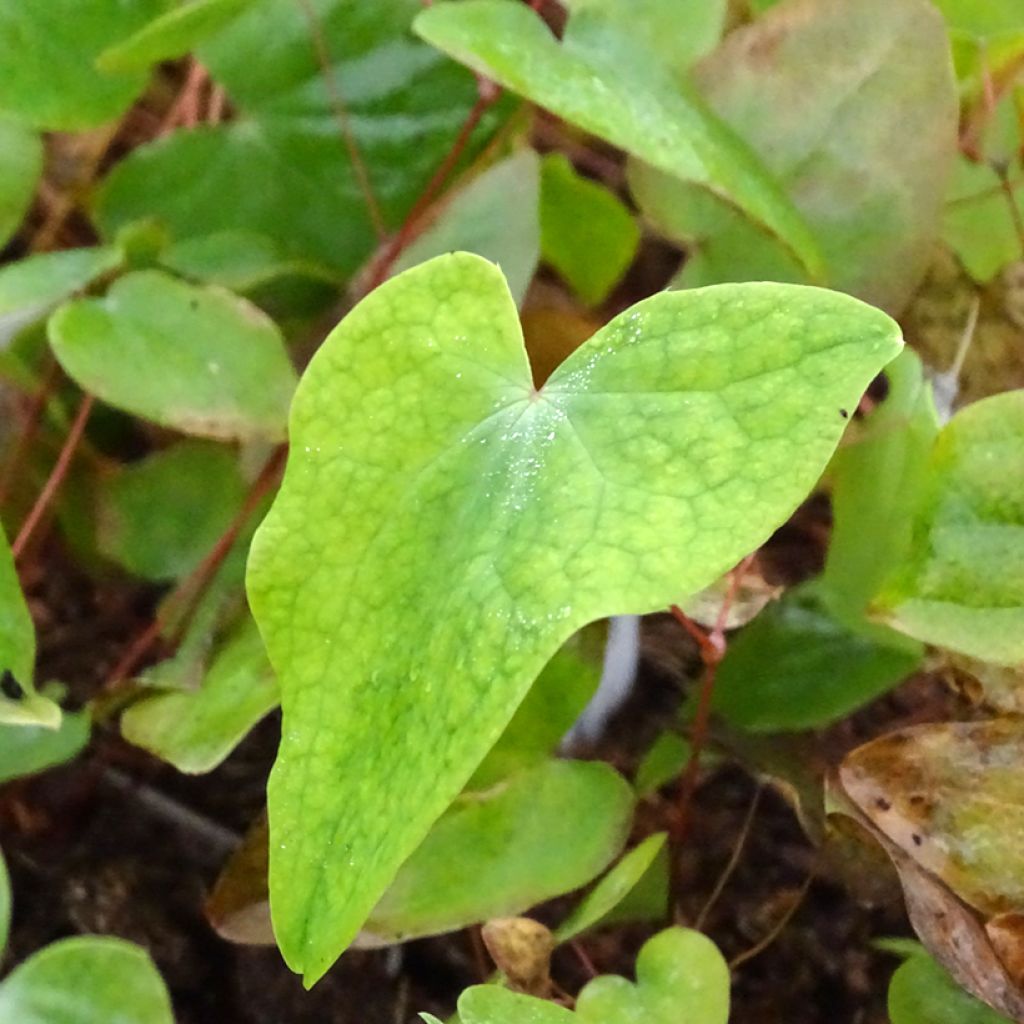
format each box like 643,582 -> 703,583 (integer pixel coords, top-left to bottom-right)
247,251 -> 900,983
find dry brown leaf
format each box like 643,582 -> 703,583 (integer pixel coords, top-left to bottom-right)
480,917 -> 555,996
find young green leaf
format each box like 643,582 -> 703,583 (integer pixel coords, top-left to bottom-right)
96,441 -> 249,581
0,526 -> 58,729
555,832 -> 667,942
0,247 -> 122,348
0,708 -> 90,784
414,0 -> 822,278
0,0 -> 171,131
539,154 -> 639,307
365,760 -> 634,944
48,270 -> 297,442
629,0 -> 958,314
0,936 -> 174,1024
0,117 -> 41,250
575,927 -> 729,1024
889,950 -> 1014,1024
95,0 -> 506,277
247,251 -> 899,982
394,150 -> 541,307
459,986 -> 575,1024
634,733 -> 692,797
121,617 -> 278,773
874,390 -> 1024,664
97,0 -> 257,72
712,583 -> 922,732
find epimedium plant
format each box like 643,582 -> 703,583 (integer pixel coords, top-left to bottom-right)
0,0 -> 1023,1021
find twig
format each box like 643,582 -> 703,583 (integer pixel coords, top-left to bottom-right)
994,159 -> 1024,259
295,0 -> 386,241
667,553 -> 757,915
695,784 -> 763,930
0,357 -> 61,510
363,74 -> 502,292
728,872 -> 814,969
12,393 -> 94,561
158,59 -> 208,136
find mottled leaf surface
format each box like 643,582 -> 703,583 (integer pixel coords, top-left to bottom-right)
49,270 -> 296,442
0,937 -> 174,1024
630,0 -> 958,313
875,390 -> 1024,664
247,252 -> 899,980
415,0 -> 822,276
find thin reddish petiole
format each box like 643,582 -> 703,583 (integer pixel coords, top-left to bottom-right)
0,357 -> 62,511
12,393 -> 94,561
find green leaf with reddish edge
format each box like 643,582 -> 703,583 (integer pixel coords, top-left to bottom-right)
413,0 -> 822,278
555,832 -> 666,942
394,150 -> 541,307
539,153 -> 639,307
0,936 -> 174,1024
629,0 -> 958,314
0,0 -> 172,131
247,251 -> 899,983
874,390 -> 1024,664
121,617 -> 278,773
0,117 -> 41,250
48,270 -> 296,442
365,760 -> 633,943
0,526 -> 59,729
95,0 -> 509,277
97,0 -> 258,72
0,247 -> 123,349
96,441 -> 249,582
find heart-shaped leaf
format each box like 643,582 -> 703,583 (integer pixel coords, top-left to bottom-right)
459,986 -> 575,1024
873,390 -> 1024,664
574,927 -> 729,1024
414,0 -> 822,277
0,936 -> 174,1024
0,526 -> 59,729
247,251 -> 900,982
48,270 -> 297,442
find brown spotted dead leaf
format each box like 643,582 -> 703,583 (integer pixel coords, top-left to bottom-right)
834,721 -> 1024,1018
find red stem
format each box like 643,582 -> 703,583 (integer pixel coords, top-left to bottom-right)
12,393 -> 94,561
0,357 -> 61,511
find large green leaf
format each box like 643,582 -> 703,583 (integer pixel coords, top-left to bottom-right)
247,252 -> 900,981
0,526 -> 59,729
121,617 -> 277,773
95,0 -> 505,276
0,247 -> 123,348
875,390 -> 1024,664
366,760 -> 633,943
0,0 -> 171,131
630,0 -> 958,314
414,0 -> 822,277
0,936 -> 174,1024
48,270 -> 297,442
96,441 -> 249,581
0,117 -> 42,250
